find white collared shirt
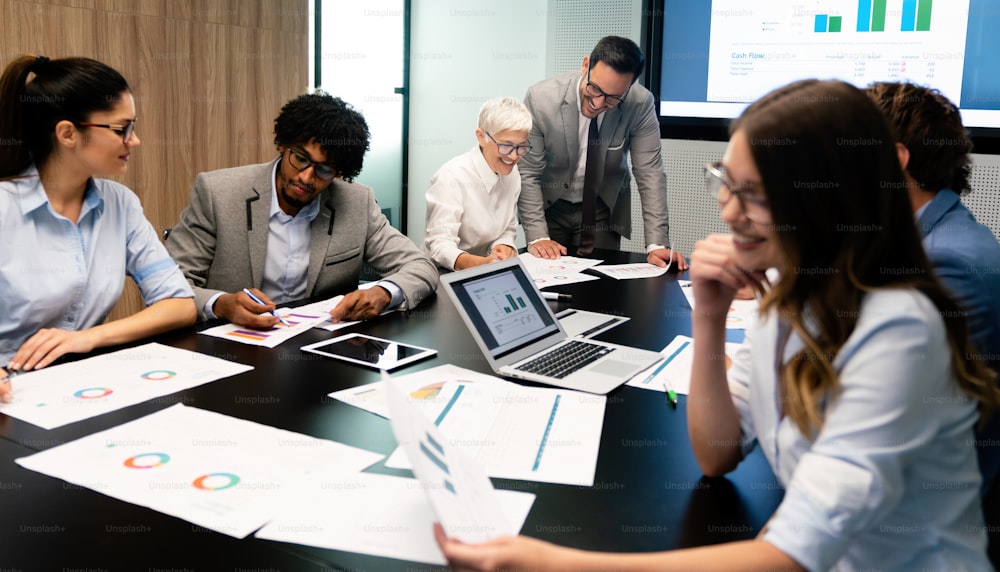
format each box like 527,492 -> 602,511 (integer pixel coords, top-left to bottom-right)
423,145 -> 520,270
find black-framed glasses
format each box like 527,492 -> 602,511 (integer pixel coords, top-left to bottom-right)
77,119 -> 136,143
485,132 -> 532,156
584,69 -> 629,106
704,162 -> 771,223
286,147 -> 336,181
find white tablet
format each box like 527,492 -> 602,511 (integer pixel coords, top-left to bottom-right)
301,333 -> 437,371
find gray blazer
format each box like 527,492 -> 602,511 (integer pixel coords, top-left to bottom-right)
517,70 -> 670,246
165,159 -> 438,320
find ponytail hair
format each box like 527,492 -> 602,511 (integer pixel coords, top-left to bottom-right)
0,55 -> 129,179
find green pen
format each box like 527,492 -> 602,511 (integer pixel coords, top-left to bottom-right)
662,380 -> 678,409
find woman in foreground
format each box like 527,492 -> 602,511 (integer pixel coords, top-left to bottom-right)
435,79 -> 999,570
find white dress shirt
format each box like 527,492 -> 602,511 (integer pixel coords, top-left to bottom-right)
423,146 -> 520,270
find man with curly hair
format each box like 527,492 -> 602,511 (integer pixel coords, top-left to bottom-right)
166,93 -> 438,328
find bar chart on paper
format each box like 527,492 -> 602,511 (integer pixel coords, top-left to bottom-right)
385,381 -> 606,486
199,309 -> 329,348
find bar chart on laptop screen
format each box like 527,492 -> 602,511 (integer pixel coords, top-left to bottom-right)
705,0 -> 969,107
468,274 -> 543,346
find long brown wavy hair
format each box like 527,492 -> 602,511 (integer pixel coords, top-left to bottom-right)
732,79 -> 999,435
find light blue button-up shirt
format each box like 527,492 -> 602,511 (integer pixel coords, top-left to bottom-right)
261,161 -> 321,304
0,167 -> 193,364
728,289 -> 989,570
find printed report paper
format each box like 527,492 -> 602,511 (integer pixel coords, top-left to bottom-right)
0,343 -> 252,429
16,404 -> 383,538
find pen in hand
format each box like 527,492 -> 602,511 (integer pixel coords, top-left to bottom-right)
241,288 -> 291,327
1,367 -> 23,403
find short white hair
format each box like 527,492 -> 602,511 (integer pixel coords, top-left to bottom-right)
478,96 -> 532,135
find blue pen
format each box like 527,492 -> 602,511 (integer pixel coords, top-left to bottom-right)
242,288 -> 292,327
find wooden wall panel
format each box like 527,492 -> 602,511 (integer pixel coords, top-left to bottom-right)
2,0 -> 310,320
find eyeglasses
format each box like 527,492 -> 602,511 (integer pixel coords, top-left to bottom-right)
77,119 -> 136,143
704,162 -> 771,223
286,147 -> 336,181
584,69 -> 629,106
485,132 -> 532,156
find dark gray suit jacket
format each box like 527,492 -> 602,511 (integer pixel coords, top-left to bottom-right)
518,70 -> 670,246
165,159 -> 438,320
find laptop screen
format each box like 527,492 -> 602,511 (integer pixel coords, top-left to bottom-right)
447,262 -> 560,358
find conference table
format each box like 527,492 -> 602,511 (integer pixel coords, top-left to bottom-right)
0,249 -> 783,571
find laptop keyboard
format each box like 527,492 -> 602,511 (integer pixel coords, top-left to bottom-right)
514,340 -> 615,379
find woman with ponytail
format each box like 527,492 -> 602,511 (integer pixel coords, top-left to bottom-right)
435,80 -> 1000,571
0,56 -> 195,402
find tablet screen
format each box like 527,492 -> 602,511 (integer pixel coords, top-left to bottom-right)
301,334 -> 436,371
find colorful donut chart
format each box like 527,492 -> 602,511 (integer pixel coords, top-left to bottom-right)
192,472 -> 241,491
73,387 -> 113,399
140,370 -> 177,381
123,452 -> 171,469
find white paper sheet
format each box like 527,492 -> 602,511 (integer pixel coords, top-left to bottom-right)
0,343 -> 253,429
385,381 -> 606,486
384,373 -> 520,543
590,263 -> 669,280
677,280 -> 759,329
327,364 -> 517,419
199,304 -> 331,347
15,404 -> 383,538
308,284 -> 400,332
627,334 -> 743,395
255,471 -> 535,565
517,252 -> 601,288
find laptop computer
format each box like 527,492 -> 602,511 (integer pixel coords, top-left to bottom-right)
439,258 -> 663,395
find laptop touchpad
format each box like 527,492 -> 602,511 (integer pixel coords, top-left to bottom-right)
590,360 -> 635,376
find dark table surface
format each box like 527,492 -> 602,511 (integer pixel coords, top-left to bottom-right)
0,249 -> 783,571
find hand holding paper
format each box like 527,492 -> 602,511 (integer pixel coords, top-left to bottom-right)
383,370 -> 514,543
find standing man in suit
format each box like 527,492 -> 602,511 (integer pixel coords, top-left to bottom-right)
518,35 -> 686,268
165,93 -> 438,329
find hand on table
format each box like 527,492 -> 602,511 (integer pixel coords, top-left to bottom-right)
527,240 -> 567,260
647,248 -> 689,271
8,328 -> 97,375
331,286 -> 392,322
490,244 -> 518,260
